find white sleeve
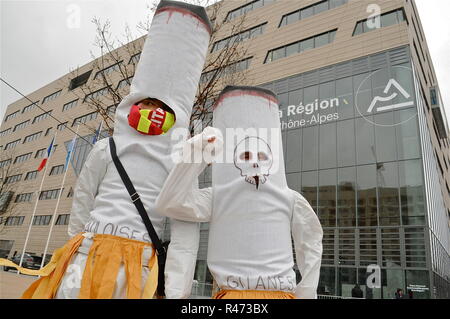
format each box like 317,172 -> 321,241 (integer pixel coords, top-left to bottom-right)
164,218 -> 200,299
291,189 -> 323,299
154,127 -> 220,222
68,138 -> 109,237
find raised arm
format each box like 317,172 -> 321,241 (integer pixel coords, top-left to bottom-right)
291,189 -> 323,299
154,126 -> 221,223
68,138 -> 109,237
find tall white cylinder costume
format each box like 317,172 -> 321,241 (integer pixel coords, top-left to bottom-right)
3,0 -> 212,299
155,86 -> 324,299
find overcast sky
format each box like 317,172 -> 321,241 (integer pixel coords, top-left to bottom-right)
1,0 -> 449,124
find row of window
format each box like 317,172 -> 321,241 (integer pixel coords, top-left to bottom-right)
62,99 -> 78,112
33,111 -> 52,124
1,214 -> 70,226
84,87 -> 109,102
15,192 -> 33,203
279,0 -> 348,27
13,187 -> 73,205
23,131 -> 42,143
0,159 -> 11,168
225,0 -> 275,22
4,110 -> 20,122
42,90 -> 62,104
49,164 -> 65,176
1,147 -> 57,170
4,174 -> 22,184
211,23 -> 266,53
39,188 -> 62,200
73,111 -> 98,126
200,57 -> 253,84
14,120 -> 30,132
0,128 -> 12,137
265,29 -> 337,63
117,77 -> 134,90
353,9 -> 407,36
94,61 -> 122,80
4,139 -> 20,150
22,102 -> 38,114
14,152 -> 32,164
57,122 -> 67,131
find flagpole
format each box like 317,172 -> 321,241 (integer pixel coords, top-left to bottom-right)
18,131 -> 58,272
40,125 -> 80,269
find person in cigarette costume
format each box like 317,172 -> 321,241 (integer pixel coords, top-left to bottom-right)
0,0 -> 212,299
155,86 -> 323,299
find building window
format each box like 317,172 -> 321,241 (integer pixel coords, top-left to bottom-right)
13,120 -> 30,132
279,0 -> 348,27
264,29 -> 337,63
62,99 -> 78,112
211,23 -> 267,53
67,187 -> 74,198
38,189 -> 59,201
107,105 -> 117,117
39,189 -> 62,200
42,90 -> 62,104
117,77 -> 134,89
33,111 -> 52,124
69,70 -> 92,90
94,62 -> 122,80
225,0 -> 275,22
200,57 -> 253,83
5,174 -> 22,184
129,53 -> 141,65
84,87 -> 109,102
0,128 -> 12,137
353,8 -> 407,36
57,122 -> 68,131
15,193 -> 33,203
33,215 -> 52,226
22,102 -> 38,114
0,159 -> 11,168
5,216 -> 25,226
25,170 -> 39,180
55,214 -> 70,225
45,127 -> 53,136
23,131 -> 42,143
14,152 -> 32,164
4,110 -> 20,122
5,139 -> 21,150
73,111 -> 98,126
35,148 -> 46,158
49,164 -> 65,176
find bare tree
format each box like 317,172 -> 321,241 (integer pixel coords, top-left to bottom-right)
0,149 -> 27,235
62,0 -> 253,136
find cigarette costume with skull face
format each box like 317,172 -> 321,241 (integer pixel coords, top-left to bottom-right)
0,0 -> 212,299
155,86 -> 323,299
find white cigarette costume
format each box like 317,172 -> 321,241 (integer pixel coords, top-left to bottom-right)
155,86 -> 323,299
17,0 -> 211,299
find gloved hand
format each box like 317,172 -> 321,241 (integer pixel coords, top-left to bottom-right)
180,126 -> 223,164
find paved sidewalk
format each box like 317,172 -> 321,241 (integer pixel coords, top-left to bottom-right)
0,269 -> 38,299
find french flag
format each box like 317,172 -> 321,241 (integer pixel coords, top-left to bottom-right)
37,137 -> 55,172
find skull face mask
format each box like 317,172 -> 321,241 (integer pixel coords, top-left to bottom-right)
234,136 -> 273,189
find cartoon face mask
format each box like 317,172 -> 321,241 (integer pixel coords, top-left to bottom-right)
127,104 -> 175,135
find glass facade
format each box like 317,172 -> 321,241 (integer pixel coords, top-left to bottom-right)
194,46 -> 448,298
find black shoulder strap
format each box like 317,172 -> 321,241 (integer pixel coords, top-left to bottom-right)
108,137 -> 165,256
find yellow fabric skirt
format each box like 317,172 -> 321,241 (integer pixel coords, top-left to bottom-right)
213,289 -> 296,299
0,233 -> 158,299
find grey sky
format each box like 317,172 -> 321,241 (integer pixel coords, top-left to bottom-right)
1,0 -> 449,125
